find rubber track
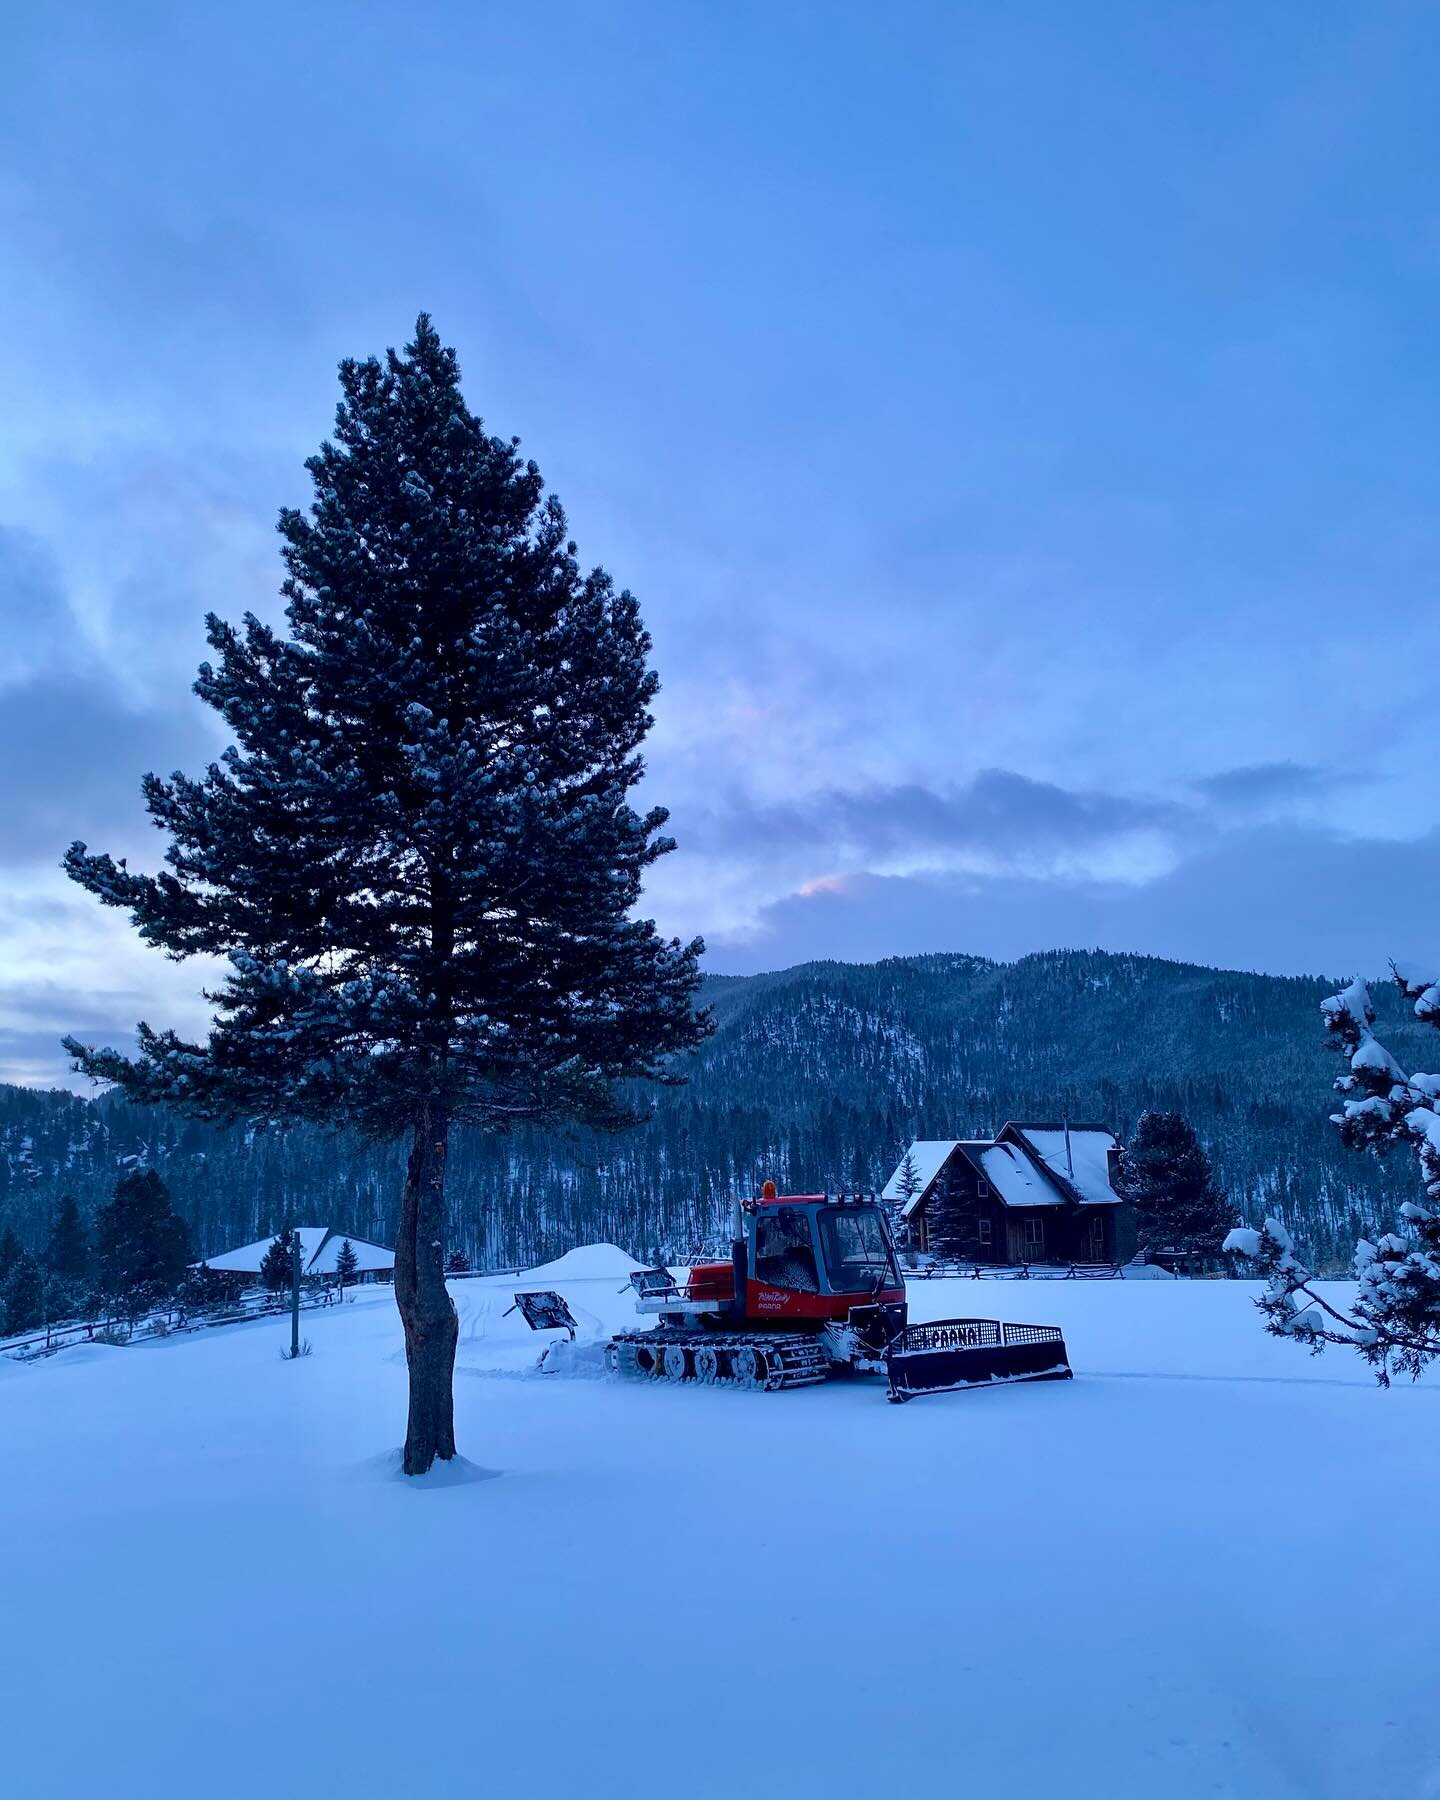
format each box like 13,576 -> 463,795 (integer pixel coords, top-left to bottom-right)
607,1329 -> 830,1391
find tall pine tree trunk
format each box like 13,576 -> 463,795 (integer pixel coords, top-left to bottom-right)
395,1101 -> 459,1474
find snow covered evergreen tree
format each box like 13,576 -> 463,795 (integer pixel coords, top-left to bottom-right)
927,1170 -> 981,1263
891,1147 -> 921,1243
335,1237 -> 359,1289
93,1169 -> 191,1318
260,1231 -> 296,1293
45,1194 -> 90,1284
1227,970 -> 1440,1382
1,1249 -> 44,1336
1117,1112 -> 1235,1252
443,1248 -> 469,1274
62,316 -> 709,1473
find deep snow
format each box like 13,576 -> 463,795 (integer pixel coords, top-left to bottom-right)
3,1264 -> 1438,1800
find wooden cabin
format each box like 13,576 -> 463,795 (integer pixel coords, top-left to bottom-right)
882,1123 -> 1134,1264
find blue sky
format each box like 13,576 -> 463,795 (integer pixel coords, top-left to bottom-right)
3,2 -> 1439,1085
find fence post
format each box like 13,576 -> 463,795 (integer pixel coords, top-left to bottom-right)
290,1228 -> 301,1360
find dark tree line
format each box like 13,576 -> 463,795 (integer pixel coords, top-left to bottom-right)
1,1170 -> 191,1337
6,950 -> 1423,1280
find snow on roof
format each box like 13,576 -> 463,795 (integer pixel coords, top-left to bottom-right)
307,1234 -> 394,1274
882,1141 -> 969,1214
196,1227 -> 393,1275
199,1227 -> 326,1274
1012,1127 -> 1123,1207
978,1143 -> 1059,1207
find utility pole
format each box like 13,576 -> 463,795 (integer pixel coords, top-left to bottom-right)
290,1227 -> 301,1359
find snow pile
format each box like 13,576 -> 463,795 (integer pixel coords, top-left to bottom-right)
1119,1258 -> 1177,1279
515,1242 -> 646,1282
449,1272 -> 627,1377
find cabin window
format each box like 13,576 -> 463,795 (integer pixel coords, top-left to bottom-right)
1022,1216 -> 1045,1260
977,1218 -> 992,1246
976,1179 -> 990,1198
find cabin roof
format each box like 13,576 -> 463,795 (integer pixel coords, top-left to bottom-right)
1001,1124 -> 1123,1207
880,1140 -> 989,1216
194,1227 -> 395,1276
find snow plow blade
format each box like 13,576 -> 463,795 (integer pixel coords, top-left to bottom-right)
885,1318 -> 1072,1402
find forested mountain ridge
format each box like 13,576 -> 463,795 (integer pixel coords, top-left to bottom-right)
0,949 -> 1420,1268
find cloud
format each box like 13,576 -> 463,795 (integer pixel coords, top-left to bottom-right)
1195,761 -> 1357,815
0,673 -> 221,867
0,981 -> 154,1094
709,769 -> 1185,858
6,447 -> 287,700
678,768 -> 1190,894
653,754 -> 1408,957
0,523 -> 76,687
703,823 -> 1440,984
643,766 -> 1200,955
0,880 -> 220,1088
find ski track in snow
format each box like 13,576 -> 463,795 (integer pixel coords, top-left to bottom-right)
2,1261 -> 1438,1800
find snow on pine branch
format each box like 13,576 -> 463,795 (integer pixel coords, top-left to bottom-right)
1226,966 -> 1440,1384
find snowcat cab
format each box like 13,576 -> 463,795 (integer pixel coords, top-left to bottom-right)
714,1185 -> 907,1329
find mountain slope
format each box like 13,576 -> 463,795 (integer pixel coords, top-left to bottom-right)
0,949 -> 1419,1266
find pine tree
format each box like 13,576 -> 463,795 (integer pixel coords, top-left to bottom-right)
94,1169 -> 191,1317
62,316 -> 710,1474
335,1237 -> 359,1289
927,1167 -> 982,1263
1229,972 -> 1440,1382
260,1231 -> 296,1293
891,1147 -> 922,1243
0,1226 -> 20,1283
443,1248 -> 469,1274
45,1194 -> 91,1283
1117,1112 -> 1235,1252
2,1249 -> 45,1337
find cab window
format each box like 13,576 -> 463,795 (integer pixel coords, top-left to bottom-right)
819,1209 -> 899,1292
754,1208 -> 820,1292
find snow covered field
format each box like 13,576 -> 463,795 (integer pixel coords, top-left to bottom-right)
4,1252 -> 1438,1800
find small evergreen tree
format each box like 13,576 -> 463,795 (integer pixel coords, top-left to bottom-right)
443,1248 -> 469,1274
260,1231 -> 297,1293
926,1166 -> 983,1263
45,1195 -> 91,1284
335,1237 -> 359,1289
2,1250 -> 46,1336
1117,1112 -> 1236,1253
62,316 -> 709,1474
891,1147 -> 922,1243
182,1263 -> 244,1313
94,1169 -> 191,1317
0,1227 -> 21,1283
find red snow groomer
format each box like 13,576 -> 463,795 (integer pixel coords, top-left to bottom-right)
595,1183 -> 1073,1401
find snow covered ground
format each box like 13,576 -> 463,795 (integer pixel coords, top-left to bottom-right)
4,1252 -> 1438,1800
